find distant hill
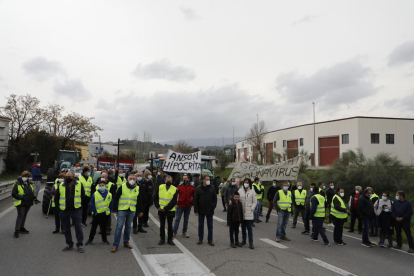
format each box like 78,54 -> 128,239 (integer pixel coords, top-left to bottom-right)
160,137 -> 245,147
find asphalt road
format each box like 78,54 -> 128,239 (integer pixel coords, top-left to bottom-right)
1,190 -> 413,276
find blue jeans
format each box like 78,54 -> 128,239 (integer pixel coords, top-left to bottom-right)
312,217 -> 329,243
60,209 -> 84,248
198,214 -> 213,242
242,220 -> 254,245
253,199 -> 261,220
113,210 -> 136,248
173,206 -> 192,234
276,210 -> 290,239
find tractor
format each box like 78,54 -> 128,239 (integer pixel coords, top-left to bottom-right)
42,150 -> 81,214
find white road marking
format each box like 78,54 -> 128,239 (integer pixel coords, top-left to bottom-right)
0,188 -> 45,220
305,258 -> 357,276
149,213 -> 215,276
144,253 -> 212,276
213,216 -> 226,222
260,238 -> 289,249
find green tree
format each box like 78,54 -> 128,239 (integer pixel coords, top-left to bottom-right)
216,150 -> 231,171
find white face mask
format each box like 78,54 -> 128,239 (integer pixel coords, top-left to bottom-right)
58,178 -> 64,183
330,186 -> 334,189
355,191 -> 359,194
206,181 -> 211,185
244,183 -> 249,188
157,172 -> 161,176
137,177 -> 142,181
298,186 -> 302,190
37,164 -> 41,167
310,188 -> 313,192
129,180 -> 136,186
22,177 -> 28,182
148,175 -> 152,179
340,192 -> 345,197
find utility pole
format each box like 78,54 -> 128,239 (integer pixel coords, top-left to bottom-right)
313,102 -> 316,167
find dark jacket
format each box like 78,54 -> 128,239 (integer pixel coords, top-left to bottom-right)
227,199 -> 243,223
378,211 -> 394,235
12,177 -> 35,207
153,183 -> 177,212
54,180 -> 85,211
391,200 -> 413,221
31,164 -> 42,181
143,179 -> 154,206
137,180 -> 147,206
113,183 -> 143,213
223,184 -> 239,204
325,188 -> 336,205
194,184 -> 217,215
267,186 -> 279,202
305,189 -> 315,210
309,196 -> 322,220
357,195 -> 375,219
155,174 -> 167,190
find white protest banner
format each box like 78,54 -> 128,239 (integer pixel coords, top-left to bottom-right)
228,155 -> 303,181
162,150 -> 202,174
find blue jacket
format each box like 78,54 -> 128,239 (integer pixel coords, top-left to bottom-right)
391,199 -> 413,221
90,190 -> 112,214
31,165 -> 42,181
309,196 -> 320,219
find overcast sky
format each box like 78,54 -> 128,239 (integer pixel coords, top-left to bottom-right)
1,0 -> 414,143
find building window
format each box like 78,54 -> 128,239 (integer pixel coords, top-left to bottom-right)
386,134 -> 394,144
371,133 -> 380,144
283,140 -> 286,147
274,141 -> 276,148
342,134 -> 349,144
300,138 -> 304,146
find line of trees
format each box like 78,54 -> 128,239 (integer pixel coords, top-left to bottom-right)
0,94 -> 102,173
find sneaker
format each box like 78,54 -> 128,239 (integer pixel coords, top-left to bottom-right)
167,240 -> 176,246
324,242 -> 330,247
19,228 -> 29,234
78,247 -> 85,253
111,247 -> 117,253
13,231 -> 19,238
249,244 -> 254,249
301,231 -> 309,235
158,240 -> 165,245
62,245 -> 73,251
408,248 -> 414,254
81,223 -> 87,227
379,243 -> 385,248
85,240 -> 93,245
230,243 -> 236,248
182,233 -> 189,238
310,238 -> 319,242
336,242 -> 347,246
387,244 -> 392,248
393,245 -> 402,249
328,223 -> 334,227
361,242 -> 372,248
281,236 -> 291,241
102,240 -> 110,245
124,243 -> 133,249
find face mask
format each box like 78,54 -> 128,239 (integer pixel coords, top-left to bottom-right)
87,172 -> 91,176
382,196 -> 387,201
384,209 -> 390,212
231,182 -> 236,186
183,180 -> 188,184
129,180 -> 136,186
234,198 -> 239,202
166,181 -> 172,185
330,186 -> 334,189
298,186 -> 302,190
283,186 -> 289,191
369,194 -> 372,198
58,178 -> 64,183
272,183 -> 276,187
119,174 -> 125,178
244,183 -> 249,188
355,191 -> 359,194
340,192 -> 344,197
22,177 -> 28,182
191,182 -> 194,186
101,178 -> 106,182
157,172 -> 161,176
323,186 -> 326,189
98,186 -> 106,192
66,177 -> 73,182
310,188 -> 313,192
148,175 -> 152,179
395,196 -> 400,201
206,181 -> 210,185
137,177 -> 142,181
37,164 -> 41,167
288,182 -> 291,186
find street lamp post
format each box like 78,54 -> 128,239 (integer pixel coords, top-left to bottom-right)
312,102 -> 316,167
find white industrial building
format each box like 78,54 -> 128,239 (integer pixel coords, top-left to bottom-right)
0,116 -> 11,174
236,117 -> 414,167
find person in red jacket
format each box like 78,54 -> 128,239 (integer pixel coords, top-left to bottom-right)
173,174 -> 195,238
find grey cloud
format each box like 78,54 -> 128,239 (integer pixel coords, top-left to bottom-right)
276,60 -> 377,109
22,56 -> 65,81
180,6 -> 200,20
132,59 -> 196,82
53,79 -> 91,100
291,15 -> 318,26
386,89 -> 414,110
388,40 -> 414,66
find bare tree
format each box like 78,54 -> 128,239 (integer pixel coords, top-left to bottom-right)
173,139 -> 193,154
245,120 -> 267,164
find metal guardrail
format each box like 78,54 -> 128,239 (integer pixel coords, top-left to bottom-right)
0,177 -> 47,200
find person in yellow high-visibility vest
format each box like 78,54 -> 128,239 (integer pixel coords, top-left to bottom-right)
331,188 -> 350,245
51,172 -> 66,234
11,171 -> 35,238
154,175 -> 178,246
79,167 -> 93,227
252,177 -> 262,223
310,188 -> 330,246
274,182 -> 292,242
292,182 -> 307,228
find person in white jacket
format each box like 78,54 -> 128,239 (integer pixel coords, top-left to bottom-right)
238,178 -> 257,249
374,192 -> 393,216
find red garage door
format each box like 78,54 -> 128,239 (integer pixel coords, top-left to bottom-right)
287,140 -> 298,159
244,148 -> 248,161
266,143 -> 273,164
319,137 -> 340,166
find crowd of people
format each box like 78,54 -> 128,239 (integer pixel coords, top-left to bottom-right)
11,162 -> 414,255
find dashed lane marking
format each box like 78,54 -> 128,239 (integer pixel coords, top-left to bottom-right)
304,258 -> 357,276
212,216 -> 226,223
260,238 -> 289,249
